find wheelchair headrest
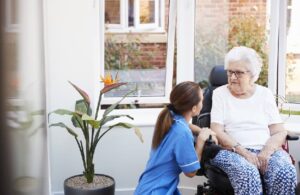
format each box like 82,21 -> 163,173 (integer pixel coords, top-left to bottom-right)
209,65 -> 228,87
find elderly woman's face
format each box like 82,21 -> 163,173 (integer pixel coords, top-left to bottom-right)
227,61 -> 253,94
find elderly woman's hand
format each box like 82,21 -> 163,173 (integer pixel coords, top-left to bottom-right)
237,148 -> 260,168
257,149 -> 273,174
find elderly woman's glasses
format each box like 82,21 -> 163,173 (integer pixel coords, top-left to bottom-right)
227,70 -> 249,78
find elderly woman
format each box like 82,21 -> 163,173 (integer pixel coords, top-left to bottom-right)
210,46 -> 297,195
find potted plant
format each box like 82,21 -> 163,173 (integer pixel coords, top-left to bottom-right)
48,73 -> 143,195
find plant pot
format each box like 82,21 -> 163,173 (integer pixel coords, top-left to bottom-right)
64,174 -> 115,195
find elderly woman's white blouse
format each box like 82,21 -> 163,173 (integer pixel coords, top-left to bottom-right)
211,84 -> 282,149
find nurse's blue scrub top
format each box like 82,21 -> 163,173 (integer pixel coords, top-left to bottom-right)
134,113 -> 200,195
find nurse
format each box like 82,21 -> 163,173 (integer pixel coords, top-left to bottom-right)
134,81 -> 216,195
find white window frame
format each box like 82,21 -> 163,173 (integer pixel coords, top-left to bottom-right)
135,0 -> 160,30
176,0 -> 194,83
268,0 -> 280,94
270,0 -> 300,111
100,0 -> 176,105
105,0 -> 126,29
106,0 -> 165,33
5,0 -> 19,32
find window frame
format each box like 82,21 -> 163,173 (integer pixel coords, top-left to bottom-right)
275,0 -> 300,111
104,0 -> 126,29
135,0 -> 161,30
100,0 -> 176,105
105,0 -> 165,33
189,0 -> 299,111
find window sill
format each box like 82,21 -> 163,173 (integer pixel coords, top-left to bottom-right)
105,32 -> 167,43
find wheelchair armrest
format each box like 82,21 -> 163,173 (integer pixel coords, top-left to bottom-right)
197,112 -> 210,119
193,112 -> 210,128
287,134 -> 299,141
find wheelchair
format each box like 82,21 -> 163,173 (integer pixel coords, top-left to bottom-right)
192,65 -> 299,195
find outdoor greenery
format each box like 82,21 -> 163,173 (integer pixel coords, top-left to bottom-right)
48,75 -> 143,183
105,34 -> 154,70
194,16 -> 269,87
228,16 -> 268,86
280,110 -> 300,116
194,26 -> 227,86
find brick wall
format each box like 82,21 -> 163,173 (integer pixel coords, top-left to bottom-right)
105,0 -> 169,70
105,0 -> 267,70
140,43 -> 167,69
105,0 -> 120,24
196,0 -> 266,30
229,0 -> 266,26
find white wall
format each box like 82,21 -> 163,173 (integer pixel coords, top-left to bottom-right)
44,0 -> 205,194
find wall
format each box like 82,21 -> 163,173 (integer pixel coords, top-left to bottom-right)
44,0 -> 102,193
44,0 -> 203,194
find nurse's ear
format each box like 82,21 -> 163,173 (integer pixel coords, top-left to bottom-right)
191,105 -> 198,116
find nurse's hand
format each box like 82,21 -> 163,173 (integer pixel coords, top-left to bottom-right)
189,123 -> 202,135
195,128 -> 218,164
198,128 -> 218,145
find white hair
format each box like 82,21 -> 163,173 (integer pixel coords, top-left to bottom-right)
224,46 -> 262,82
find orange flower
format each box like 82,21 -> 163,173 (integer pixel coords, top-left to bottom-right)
100,72 -> 119,85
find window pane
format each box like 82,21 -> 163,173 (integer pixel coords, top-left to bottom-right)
285,0 -> 300,103
104,1 -> 170,101
104,34 -> 167,98
194,0 -> 270,87
105,0 -> 120,24
140,0 -> 155,24
128,0 -> 134,26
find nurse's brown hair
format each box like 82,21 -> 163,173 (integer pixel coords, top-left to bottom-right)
151,81 -> 202,149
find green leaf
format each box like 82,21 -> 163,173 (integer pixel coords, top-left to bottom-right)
72,113 -> 83,128
82,114 -> 95,120
48,109 -> 74,122
103,89 -> 136,117
82,114 -> 101,128
134,127 -> 144,143
49,122 -> 78,137
68,81 -> 90,104
75,100 -> 92,116
51,109 -> 74,115
100,115 -> 133,126
108,122 -> 143,143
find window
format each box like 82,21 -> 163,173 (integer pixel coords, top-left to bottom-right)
101,0 -> 175,105
277,0 -> 300,109
105,0 -> 165,32
194,0 -> 271,87
192,0 -> 299,110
